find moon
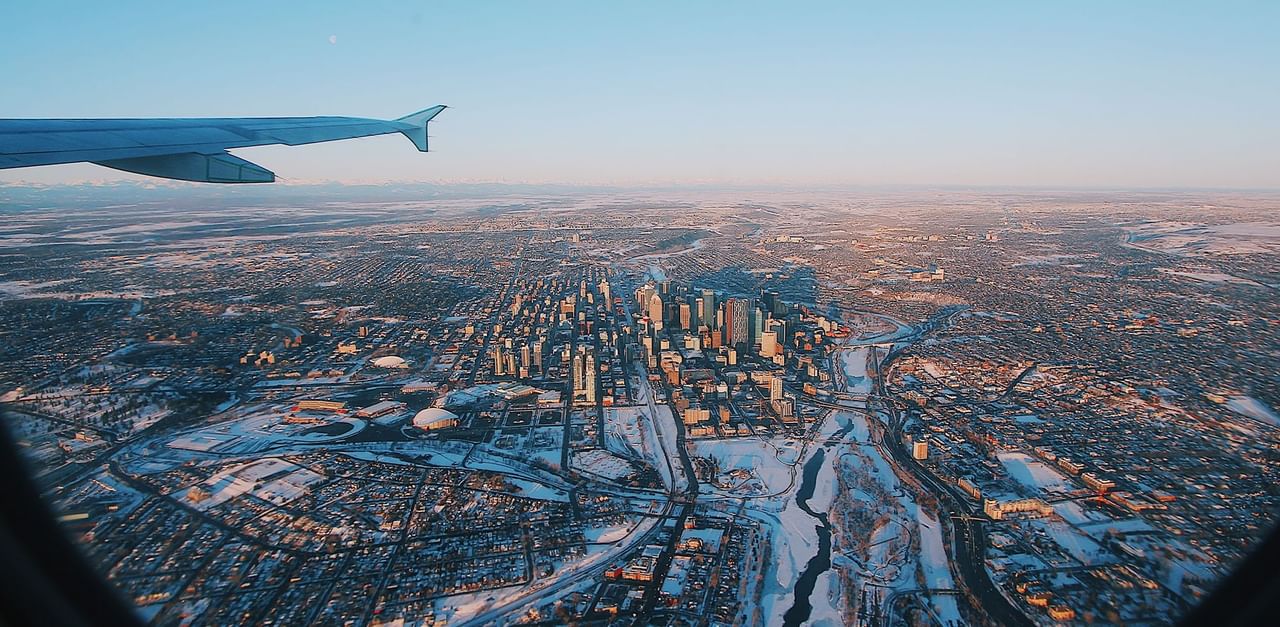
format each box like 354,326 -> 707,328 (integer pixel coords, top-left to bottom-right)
328,35 -> 337,45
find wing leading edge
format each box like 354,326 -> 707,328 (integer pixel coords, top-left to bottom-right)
0,105 -> 446,183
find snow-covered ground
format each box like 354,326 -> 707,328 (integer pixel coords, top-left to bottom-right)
691,437 -> 797,498
159,406 -> 368,457
1029,519 -> 1110,566
582,521 -> 634,544
502,477 -> 570,502
863,519 -> 908,583
741,413 -> 846,624
916,510 -> 962,623
759,506 -> 815,621
837,312 -> 914,397
601,406 -> 648,460
1053,500 -> 1112,525
632,237 -> 706,262
1123,220 -> 1280,256
823,394 -> 964,624
1157,268 -> 1264,286
1226,395 -> 1280,426
997,451 -> 1073,495
807,569 -> 843,627
630,364 -> 688,493
747,402 -> 911,626
840,346 -> 873,394
444,509 -> 664,625
570,448 -> 633,480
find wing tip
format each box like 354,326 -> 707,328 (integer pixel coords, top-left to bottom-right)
396,105 -> 447,126
395,105 -> 446,152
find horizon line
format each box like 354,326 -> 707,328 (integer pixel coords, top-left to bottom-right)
3,179 -> 1280,195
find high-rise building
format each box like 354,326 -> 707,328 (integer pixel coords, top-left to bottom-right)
769,375 -> 783,402
724,298 -> 749,348
761,289 -> 779,315
572,346 -> 597,405
635,284 -> 654,310
751,305 -> 764,347
912,439 -> 929,460
584,353 -> 597,404
701,289 -> 716,330
760,331 -> 779,358
571,351 -> 583,399
721,300 -> 734,346
679,303 -> 691,330
647,292 -> 664,331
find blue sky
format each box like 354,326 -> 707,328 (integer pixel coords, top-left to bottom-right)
2,1 -> 1278,187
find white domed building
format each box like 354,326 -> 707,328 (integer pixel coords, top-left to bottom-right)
412,408 -> 459,431
371,355 -> 408,369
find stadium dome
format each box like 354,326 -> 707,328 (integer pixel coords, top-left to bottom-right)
371,355 -> 407,369
412,408 -> 459,431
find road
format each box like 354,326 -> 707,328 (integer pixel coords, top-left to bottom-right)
459,500 -> 674,627
464,324 -> 697,626
867,319 -> 1033,627
466,246 -> 528,387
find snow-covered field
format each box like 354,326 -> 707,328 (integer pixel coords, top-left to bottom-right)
502,477 -> 570,502
630,365 -> 688,492
570,448 -> 633,480
997,451 -> 1073,495
840,346 -> 872,394
916,510 -> 963,623
1157,268 -> 1264,286
1124,220 -> 1280,256
823,400 -> 965,624
746,411 -> 847,624
1029,519 -> 1110,566
807,569 -> 843,627
582,519 -> 639,544
1226,395 -> 1280,426
1053,500 -> 1112,525
692,437 -> 798,497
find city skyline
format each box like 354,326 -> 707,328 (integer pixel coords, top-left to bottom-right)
2,3 -> 1279,625
3,188 -> 1276,624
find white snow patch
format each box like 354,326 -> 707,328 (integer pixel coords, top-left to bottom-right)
1226,395 -> 1280,426
998,451 -> 1073,495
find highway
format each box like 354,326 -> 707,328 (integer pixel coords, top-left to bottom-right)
466,349 -> 701,626
459,500 -> 674,627
867,325 -> 1033,627
814,305 -> 1027,625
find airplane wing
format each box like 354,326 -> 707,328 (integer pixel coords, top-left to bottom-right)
0,105 -> 446,183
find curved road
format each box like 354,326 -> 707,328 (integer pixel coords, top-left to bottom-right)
864,310 -> 1032,627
